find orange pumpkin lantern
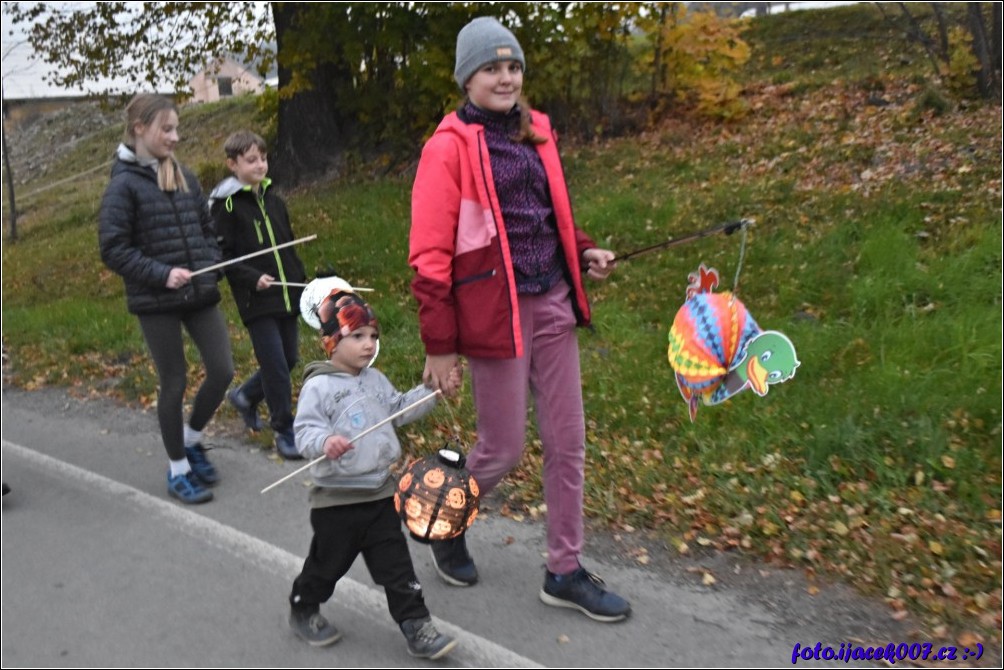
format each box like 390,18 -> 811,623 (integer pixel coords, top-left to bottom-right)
394,447 -> 479,543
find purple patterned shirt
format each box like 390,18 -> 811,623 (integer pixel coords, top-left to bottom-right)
463,102 -> 563,295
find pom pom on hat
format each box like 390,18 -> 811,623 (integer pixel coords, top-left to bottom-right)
454,17 -> 526,89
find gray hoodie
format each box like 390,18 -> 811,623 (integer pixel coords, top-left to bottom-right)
294,361 -> 437,506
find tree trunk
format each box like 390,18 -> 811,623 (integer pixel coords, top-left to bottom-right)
2,95 -> 17,242
931,3 -> 950,59
269,4 -> 350,187
993,2 -> 1002,74
898,3 -> 946,75
967,3 -> 995,99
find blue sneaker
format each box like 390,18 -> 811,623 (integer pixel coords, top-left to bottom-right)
540,567 -> 631,622
185,444 -> 219,486
167,471 -> 213,504
228,388 -> 263,432
274,430 -> 302,460
430,533 -> 478,586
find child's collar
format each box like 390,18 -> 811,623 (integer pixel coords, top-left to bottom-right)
239,176 -> 272,194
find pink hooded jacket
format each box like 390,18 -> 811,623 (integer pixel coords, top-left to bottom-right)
409,109 -> 595,359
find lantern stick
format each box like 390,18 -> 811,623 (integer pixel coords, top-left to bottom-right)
190,235 -> 317,277
260,390 -> 442,494
270,281 -> 374,292
611,219 -> 752,264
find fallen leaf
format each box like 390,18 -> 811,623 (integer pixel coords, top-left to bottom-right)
702,572 -> 717,586
957,631 -> 982,647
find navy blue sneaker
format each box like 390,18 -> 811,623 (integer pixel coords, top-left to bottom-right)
430,533 -> 478,586
167,471 -> 213,504
228,388 -> 263,432
185,444 -> 219,486
540,567 -> 631,622
274,430 -> 302,460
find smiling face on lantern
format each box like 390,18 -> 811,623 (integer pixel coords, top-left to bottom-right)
404,497 -> 424,519
431,518 -> 455,538
446,487 -> 466,509
423,468 -> 446,489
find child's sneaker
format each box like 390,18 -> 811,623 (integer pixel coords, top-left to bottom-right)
274,430 -> 302,460
289,609 -> 342,647
185,444 -> 219,486
400,617 -> 457,660
228,387 -> 263,432
539,567 -> 631,622
167,471 -> 213,504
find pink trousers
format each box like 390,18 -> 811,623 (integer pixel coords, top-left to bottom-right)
466,280 -> 585,574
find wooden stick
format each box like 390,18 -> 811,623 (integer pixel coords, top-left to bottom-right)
260,390 -> 442,494
612,219 -> 752,264
271,281 -> 374,292
191,235 -> 317,277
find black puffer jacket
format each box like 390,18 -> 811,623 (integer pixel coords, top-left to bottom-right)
210,176 -> 306,325
99,146 -> 222,315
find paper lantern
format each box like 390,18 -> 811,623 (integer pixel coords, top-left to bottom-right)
394,448 -> 479,543
668,264 -> 799,421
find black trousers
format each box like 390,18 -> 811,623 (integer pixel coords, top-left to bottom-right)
289,498 -> 429,624
237,314 -> 299,433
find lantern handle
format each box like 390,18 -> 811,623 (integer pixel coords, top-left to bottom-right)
260,390 -> 442,494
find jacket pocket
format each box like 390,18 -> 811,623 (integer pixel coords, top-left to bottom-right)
454,269 -> 495,287
454,267 -> 511,350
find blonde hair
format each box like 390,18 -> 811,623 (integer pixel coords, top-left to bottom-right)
123,93 -> 189,193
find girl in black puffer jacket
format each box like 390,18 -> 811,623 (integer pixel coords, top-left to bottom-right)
99,93 -> 234,505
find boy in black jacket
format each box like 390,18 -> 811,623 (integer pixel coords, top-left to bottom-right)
211,130 -> 307,459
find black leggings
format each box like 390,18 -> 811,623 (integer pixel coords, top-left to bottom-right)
138,305 -> 234,461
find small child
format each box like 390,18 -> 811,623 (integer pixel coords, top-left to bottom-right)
210,130 -> 307,460
287,290 -> 458,660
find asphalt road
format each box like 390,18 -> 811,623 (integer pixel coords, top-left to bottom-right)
1,385 -> 917,667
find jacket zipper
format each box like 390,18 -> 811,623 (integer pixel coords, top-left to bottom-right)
454,269 -> 496,286
256,190 -> 291,312
168,192 -> 198,300
475,129 -> 517,358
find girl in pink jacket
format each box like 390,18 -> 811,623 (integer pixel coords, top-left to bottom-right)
408,16 -> 630,623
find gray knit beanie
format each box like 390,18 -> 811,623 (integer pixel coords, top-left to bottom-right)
454,17 -> 526,89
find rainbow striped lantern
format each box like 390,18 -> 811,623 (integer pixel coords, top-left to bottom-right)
395,448 -> 479,543
668,264 -> 799,421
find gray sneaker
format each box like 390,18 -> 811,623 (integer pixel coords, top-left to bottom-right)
400,617 -> 457,660
289,609 -> 342,647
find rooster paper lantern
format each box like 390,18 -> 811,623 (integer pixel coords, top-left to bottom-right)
395,448 -> 479,543
668,264 -> 799,421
